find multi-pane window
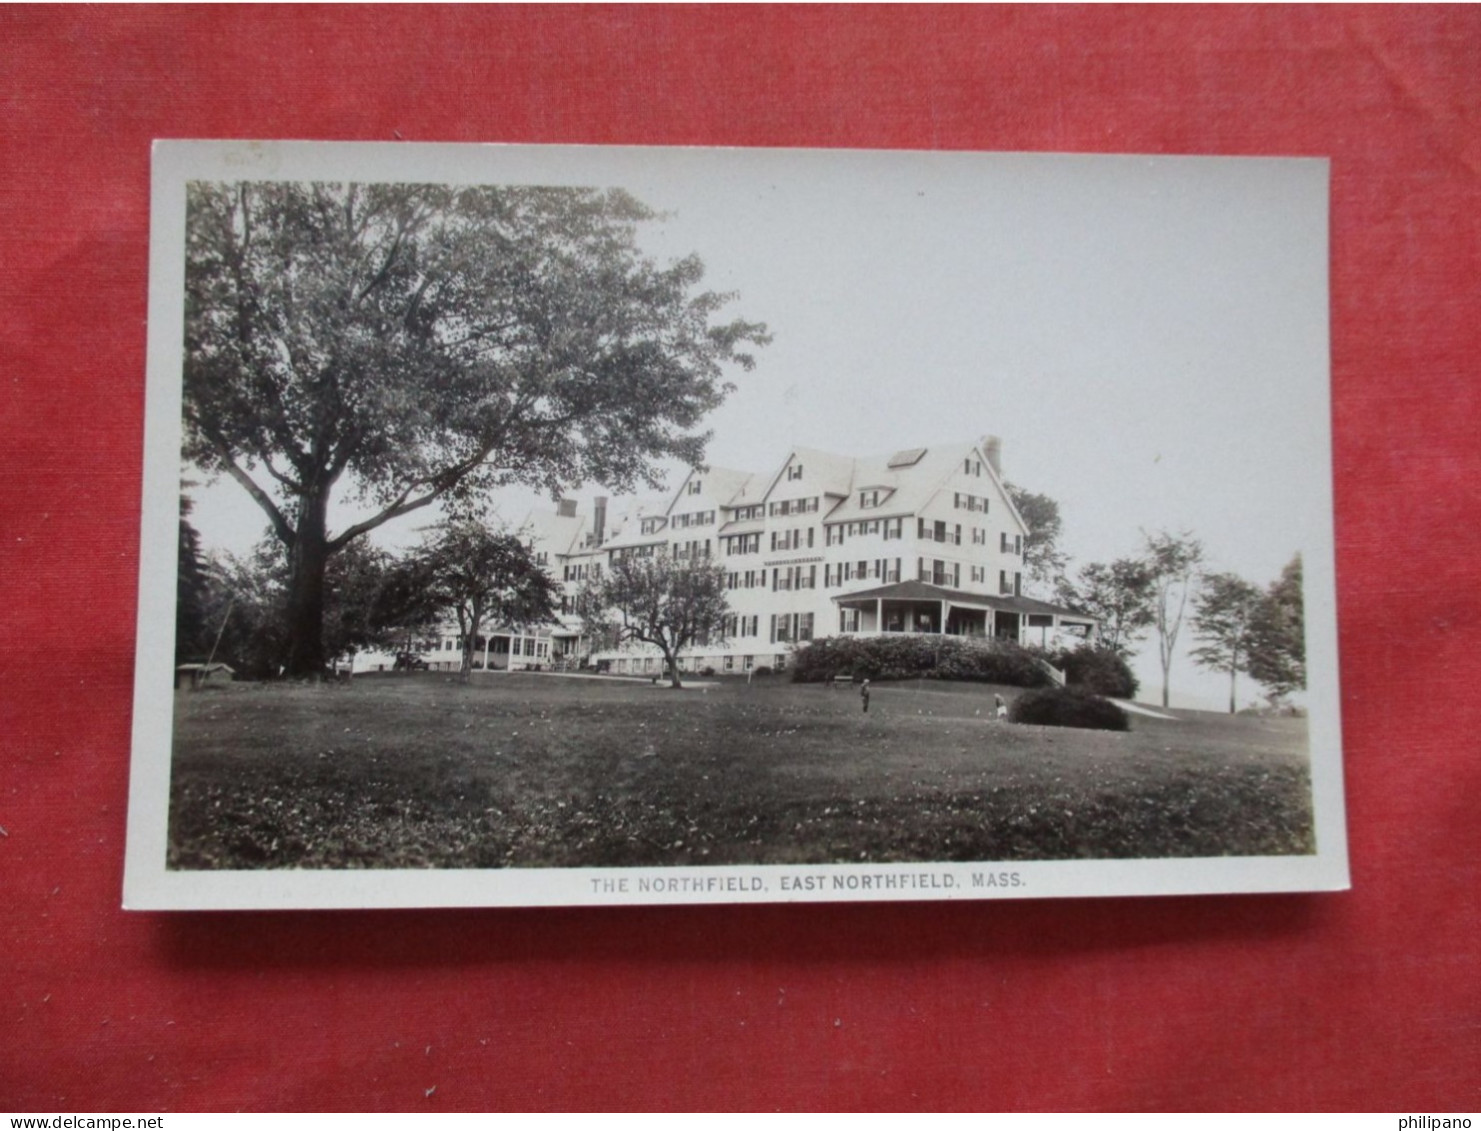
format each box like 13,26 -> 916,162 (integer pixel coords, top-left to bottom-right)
918,558 -> 960,587
768,496 -> 819,517
611,544 -> 657,561
830,517 -> 900,541
839,608 -> 861,633
772,564 -> 816,591
953,492 -> 988,513
786,464 -> 804,481
999,570 -> 1022,596
640,517 -> 667,535
860,488 -> 886,508
688,479 -> 703,495
769,527 -> 814,552
917,518 -> 962,545
1000,532 -> 1022,554
724,533 -> 761,555
732,504 -> 764,522
769,612 -> 814,643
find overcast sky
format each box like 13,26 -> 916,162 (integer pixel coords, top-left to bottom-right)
182,144 -> 1331,708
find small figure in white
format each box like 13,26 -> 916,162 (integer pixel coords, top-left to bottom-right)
994,693 -> 1007,720
860,679 -> 871,714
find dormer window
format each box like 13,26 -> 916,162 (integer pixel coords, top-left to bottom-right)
860,488 -> 885,508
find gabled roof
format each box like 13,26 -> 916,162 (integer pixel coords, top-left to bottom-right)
818,442 -> 964,525
667,465 -> 755,515
759,446 -> 856,503
516,508 -> 587,557
723,471 -> 768,508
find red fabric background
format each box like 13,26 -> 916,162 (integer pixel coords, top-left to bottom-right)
2,5 -> 1478,1112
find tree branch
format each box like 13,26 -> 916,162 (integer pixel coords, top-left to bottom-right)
202,429 -> 295,546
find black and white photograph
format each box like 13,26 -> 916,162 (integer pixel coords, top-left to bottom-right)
125,141 -> 1346,909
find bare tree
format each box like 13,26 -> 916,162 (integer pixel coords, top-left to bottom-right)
1143,530 -> 1204,709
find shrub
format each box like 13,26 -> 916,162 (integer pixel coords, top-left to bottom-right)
752,665 -> 773,677
700,666 -> 716,677
1008,687 -> 1129,731
790,634 -> 1052,688
1054,644 -> 1138,698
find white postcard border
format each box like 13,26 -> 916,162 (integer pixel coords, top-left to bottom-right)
126,140 -> 1348,911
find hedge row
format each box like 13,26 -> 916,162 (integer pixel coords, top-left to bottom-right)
790,634 -> 1053,688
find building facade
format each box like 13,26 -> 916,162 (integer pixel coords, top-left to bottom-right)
525,435 -> 1095,676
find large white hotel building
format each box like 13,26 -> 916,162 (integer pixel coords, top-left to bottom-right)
449,434 -> 1096,677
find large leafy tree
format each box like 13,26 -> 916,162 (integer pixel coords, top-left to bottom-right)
1143,530 -> 1205,709
1054,557 -> 1156,658
419,521 -> 559,681
1190,571 -> 1264,714
581,552 -> 730,689
1246,554 -> 1306,702
184,181 -> 766,676
197,536 -> 436,678
321,539 -> 443,665
1004,483 -> 1067,594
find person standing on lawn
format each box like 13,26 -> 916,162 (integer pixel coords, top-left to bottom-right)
861,679 -> 871,713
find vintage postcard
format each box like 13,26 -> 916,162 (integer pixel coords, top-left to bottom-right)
125,141 -> 1346,909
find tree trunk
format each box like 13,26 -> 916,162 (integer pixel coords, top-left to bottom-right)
660,643 -> 683,689
461,600 -> 483,684
1228,665 -> 1237,714
282,492 -> 330,679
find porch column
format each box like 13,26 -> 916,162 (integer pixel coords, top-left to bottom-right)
876,597 -> 882,633
483,634 -> 491,670
941,599 -> 948,635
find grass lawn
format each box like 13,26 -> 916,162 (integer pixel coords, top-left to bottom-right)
167,672 -> 1315,870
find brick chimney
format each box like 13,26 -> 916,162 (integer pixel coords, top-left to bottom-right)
982,435 -> 1003,475
593,497 -> 608,547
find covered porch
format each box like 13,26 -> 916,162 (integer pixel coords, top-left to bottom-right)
832,581 -> 1096,645
477,627 -> 553,670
